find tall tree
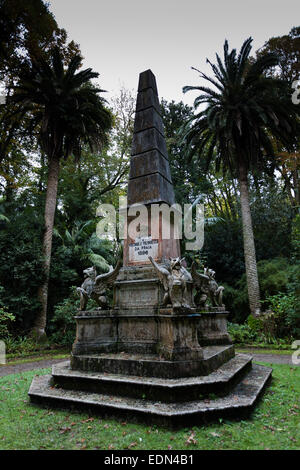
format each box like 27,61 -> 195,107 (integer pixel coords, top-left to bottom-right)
11,48 -> 113,338
256,27 -> 300,212
0,0 -> 81,206
257,26 -> 300,84
160,99 -> 206,206
183,37 -> 299,316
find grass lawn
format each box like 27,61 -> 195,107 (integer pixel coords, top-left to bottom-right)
6,349 -> 70,362
0,363 -> 299,450
236,348 -> 293,355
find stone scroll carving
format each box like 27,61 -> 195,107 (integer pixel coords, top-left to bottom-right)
77,260 -> 122,310
191,262 -> 225,309
149,256 -> 193,309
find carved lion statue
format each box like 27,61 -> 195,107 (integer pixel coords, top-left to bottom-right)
77,260 -> 122,310
149,256 -> 193,309
191,262 -> 224,308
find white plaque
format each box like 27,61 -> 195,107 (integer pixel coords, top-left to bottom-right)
129,236 -> 158,263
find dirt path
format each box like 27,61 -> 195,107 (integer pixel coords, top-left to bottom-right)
252,353 -> 296,365
0,352 -> 297,377
0,358 -> 67,377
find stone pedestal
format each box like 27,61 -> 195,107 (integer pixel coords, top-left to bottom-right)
157,310 -> 203,361
197,311 -> 232,346
71,310 -> 204,363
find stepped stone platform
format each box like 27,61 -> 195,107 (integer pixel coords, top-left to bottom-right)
51,353 -> 253,401
70,345 -> 235,379
29,359 -> 272,427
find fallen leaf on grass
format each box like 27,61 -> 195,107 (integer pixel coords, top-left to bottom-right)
59,427 -> 71,434
128,442 -> 137,449
185,432 -> 197,446
81,417 -> 94,423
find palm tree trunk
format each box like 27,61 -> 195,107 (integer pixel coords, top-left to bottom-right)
32,155 -> 60,339
238,162 -> 261,316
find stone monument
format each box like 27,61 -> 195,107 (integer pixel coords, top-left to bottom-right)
29,70 -> 272,426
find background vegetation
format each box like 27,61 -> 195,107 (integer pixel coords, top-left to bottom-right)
0,0 -> 299,351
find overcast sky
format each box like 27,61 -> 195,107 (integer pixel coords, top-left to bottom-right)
48,0 -> 299,106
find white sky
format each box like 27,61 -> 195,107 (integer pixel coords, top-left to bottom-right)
48,0 -> 299,106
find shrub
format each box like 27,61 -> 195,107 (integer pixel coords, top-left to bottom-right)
228,320 -> 290,348
224,257 -> 298,323
49,287 -> 98,346
4,336 -> 41,355
227,322 -> 257,344
0,307 -> 15,340
48,287 -> 79,346
264,292 -> 299,338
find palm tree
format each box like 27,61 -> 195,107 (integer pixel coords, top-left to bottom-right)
12,48 -> 113,338
183,38 -> 298,316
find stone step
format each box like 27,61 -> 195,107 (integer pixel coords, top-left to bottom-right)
52,353 -> 252,402
28,364 -> 272,427
70,345 -> 235,379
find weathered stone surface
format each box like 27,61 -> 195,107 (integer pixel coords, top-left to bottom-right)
131,127 -> 168,157
136,87 -> 161,114
51,353 -> 253,402
128,69 -> 175,210
70,345 -> 234,378
114,279 -> 163,308
72,313 -> 158,356
117,265 -> 157,281
28,364 -> 272,427
133,107 -> 165,135
72,305 -> 211,360
197,312 -> 232,346
72,312 -> 117,355
125,70 -> 178,265
127,173 -> 175,206
129,150 -> 172,183
138,69 -> 158,94
157,314 -> 203,361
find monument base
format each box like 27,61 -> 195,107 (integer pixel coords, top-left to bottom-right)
28,358 -> 272,427
71,308 -> 232,358
70,345 -> 234,379
28,306 -> 271,425
197,311 -> 232,346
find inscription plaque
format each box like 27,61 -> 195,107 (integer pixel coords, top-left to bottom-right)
129,236 -> 158,263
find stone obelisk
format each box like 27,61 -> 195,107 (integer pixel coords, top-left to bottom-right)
123,69 -> 180,266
